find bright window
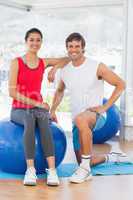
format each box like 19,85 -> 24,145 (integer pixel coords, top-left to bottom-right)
0,5 -> 123,132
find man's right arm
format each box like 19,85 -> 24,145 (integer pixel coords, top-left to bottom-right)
50,80 -> 65,122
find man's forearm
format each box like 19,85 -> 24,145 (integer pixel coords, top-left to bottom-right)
104,82 -> 125,110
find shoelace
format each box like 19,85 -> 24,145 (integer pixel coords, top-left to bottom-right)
106,152 -> 127,163
74,166 -> 90,176
26,168 -> 37,179
46,169 -> 57,176
110,152 -> 126,156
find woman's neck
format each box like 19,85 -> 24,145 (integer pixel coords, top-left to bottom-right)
24,52 -> 39,68
25,52 -> 38,61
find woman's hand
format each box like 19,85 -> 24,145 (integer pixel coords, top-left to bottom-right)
39,102 -> 50,111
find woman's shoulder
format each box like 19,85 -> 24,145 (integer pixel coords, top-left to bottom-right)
10,56 -> 23,69
11,56 -> 24,63
11,57 -> 18,66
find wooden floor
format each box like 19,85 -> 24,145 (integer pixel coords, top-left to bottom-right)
1,139 -> 133,200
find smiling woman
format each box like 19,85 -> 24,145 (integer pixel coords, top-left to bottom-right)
8,27 -> 69,186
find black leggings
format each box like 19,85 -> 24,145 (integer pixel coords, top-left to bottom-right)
11,107 -> 54,159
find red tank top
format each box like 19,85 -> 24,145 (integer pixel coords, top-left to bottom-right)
12,57 -> 45,109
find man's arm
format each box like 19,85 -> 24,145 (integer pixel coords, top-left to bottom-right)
50,80 -> 65,122
90,63 -> 126,113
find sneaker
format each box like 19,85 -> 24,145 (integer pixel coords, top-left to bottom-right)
46,168 -> 60,186
69,164 -> 92,184
23,167 -> 37,186
107,152 -> 133,163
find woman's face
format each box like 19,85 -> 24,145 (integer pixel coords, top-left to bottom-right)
26,32 -> 42,53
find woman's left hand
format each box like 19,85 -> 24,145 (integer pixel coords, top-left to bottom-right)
42,102 -> 50,111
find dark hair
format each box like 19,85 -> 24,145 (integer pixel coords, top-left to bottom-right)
65,32 -> 86,48
25,28 -> 43,41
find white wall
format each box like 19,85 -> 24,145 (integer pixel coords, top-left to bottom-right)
121,0 -> 133,140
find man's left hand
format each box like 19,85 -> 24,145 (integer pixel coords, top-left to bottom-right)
48,67 -> 57,82
88,105 -> 107,114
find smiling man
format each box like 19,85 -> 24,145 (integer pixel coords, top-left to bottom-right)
50,32 -> 127,184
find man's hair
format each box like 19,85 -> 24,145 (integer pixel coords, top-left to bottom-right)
65,32 -> 86,48
25,28 -> 43,41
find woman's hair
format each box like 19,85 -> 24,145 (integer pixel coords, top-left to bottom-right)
25,28 -> 43,41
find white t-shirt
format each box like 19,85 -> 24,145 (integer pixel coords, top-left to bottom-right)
60,57 -> 104,119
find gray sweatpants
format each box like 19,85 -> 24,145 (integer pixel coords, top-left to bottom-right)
11,107 -> 54,159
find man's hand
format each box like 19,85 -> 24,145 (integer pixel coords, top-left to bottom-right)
50,110 -> 58,123
48,67 -> 57,82
88,105 -> 107,114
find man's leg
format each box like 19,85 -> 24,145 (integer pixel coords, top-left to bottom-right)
69,110 -> 97,183
74,111 -> 94,155
72,111 -> 106,164
72,123 -> 132,166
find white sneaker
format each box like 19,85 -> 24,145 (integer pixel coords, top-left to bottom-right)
46,168 -> 60,186
107,152 -> 133,163
23,167 -> 37,186
69,164 -> 92,184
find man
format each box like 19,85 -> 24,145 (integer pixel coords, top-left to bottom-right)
50,32 -> 129,184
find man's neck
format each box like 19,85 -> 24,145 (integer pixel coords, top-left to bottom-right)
72,56 -> 86,67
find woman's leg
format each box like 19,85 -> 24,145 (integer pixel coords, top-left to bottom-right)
11,108 -> 37,185
35,108 -> 59,185
34,108 -> 54,166
11,109 -> 36,166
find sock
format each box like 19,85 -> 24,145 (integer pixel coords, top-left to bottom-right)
81,155 -> 91,170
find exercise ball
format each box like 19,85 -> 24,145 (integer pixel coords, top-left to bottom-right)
73,98 -> 121,146
93,112 -> 107,131
0,119 -> 67,174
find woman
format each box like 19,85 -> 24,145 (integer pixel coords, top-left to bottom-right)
8,28 -> 68,186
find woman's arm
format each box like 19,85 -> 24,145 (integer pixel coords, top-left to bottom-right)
44,57 -> 70,82
44,57 -> 70,68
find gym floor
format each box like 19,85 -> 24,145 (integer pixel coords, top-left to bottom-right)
0,138 -> 133,200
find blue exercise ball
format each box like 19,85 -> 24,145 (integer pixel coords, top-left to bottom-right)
93,98 -> 121,144
73,98 -> 121,145
0,120 -> 67,174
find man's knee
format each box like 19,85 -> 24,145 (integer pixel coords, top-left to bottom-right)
74,114 -> 87,126
74,113 -> 94,129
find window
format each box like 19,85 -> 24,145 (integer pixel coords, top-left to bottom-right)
0,5 -> 123,132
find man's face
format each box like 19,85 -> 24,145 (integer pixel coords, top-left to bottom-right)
66,40 -> 84,61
